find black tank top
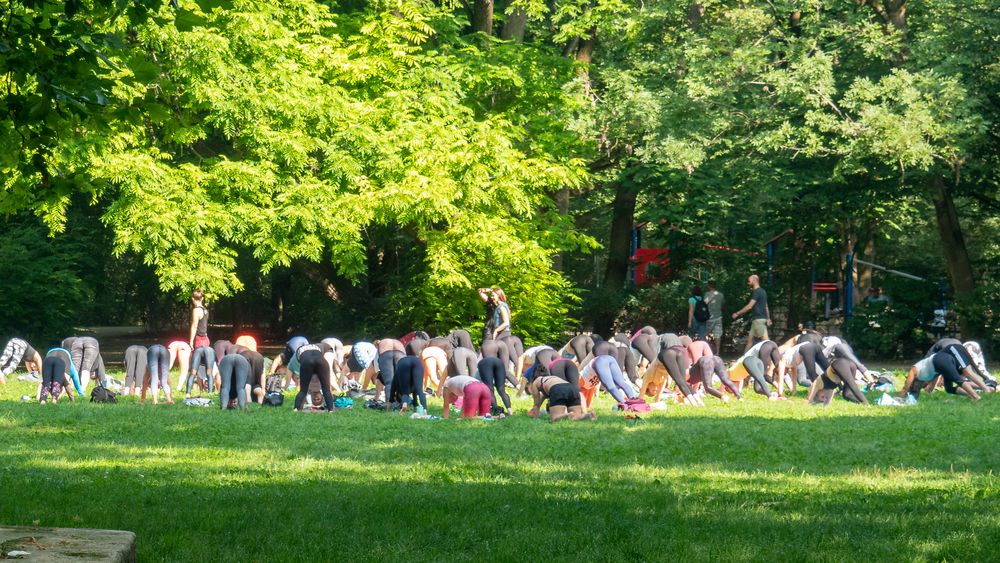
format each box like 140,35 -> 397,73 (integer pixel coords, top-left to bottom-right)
195,306 -> 208,336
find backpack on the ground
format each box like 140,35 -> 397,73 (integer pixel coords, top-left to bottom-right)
90,380 -> 118,404
693,297 -> 711,322
265,374 -> 283,394
263,392 -> 284,406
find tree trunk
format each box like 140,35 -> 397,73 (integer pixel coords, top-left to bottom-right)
552,187 -> 569,271
932,177 -> 975,295
594,183 -> 639,335
857,233 -> 875,302
687,3 -> 704,30
472,0 -> 494,35
500,7 -> 527,42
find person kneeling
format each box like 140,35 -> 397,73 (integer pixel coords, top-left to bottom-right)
441,375 -> 492,419
529,374 -> 596,422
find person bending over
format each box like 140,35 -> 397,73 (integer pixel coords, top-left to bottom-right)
374,338 -> 406,401
898,346 -> 993,402
37,349 -> 75,404
1,338 -> 42,384
805,358 -> 869,405
294,343 -> 336,412
218,352 -> 251,409
580,353 -> 638,405
388,355 -> 427,414
478,356 -> 511,415
442,375 -> 492,419
123,345 -> 148,396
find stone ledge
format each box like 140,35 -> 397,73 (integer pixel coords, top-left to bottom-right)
0,527 -> 135,562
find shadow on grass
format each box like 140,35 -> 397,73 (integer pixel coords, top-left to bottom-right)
1,398 -> 999,561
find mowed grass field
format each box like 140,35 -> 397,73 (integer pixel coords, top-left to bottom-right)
1,372 -> 999,562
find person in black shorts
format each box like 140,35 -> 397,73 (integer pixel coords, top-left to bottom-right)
528,373 -> 596,422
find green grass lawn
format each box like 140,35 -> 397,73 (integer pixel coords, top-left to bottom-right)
1,372 -> 999,562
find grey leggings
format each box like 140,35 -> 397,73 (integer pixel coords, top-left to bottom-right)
658,346 -> 693,397
593,354 -> 637,403
758,341 -> 781,375
632,333 -> 659,364
146,345 -> 170,396
691,355 -> 742,400
70,337 -> 101,378
124,345 -> 148,389
187,346 -> 217,393
743,356 -> 772,396
218,354 -> 250,409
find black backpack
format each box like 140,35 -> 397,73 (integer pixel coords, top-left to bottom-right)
90,381 -> 118,404
693,297 -> 711,322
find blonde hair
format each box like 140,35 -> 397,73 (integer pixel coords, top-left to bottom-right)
492,287 -> 508,303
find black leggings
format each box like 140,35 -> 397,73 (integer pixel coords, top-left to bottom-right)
296,350 -> 333,411
478,356 -> 510,411
797,342 -> 829,385
124,345 -> 148,389
932,350 -> 965,394
828,358 -> 868,404
632,334 -> 659,364
389,356 -> 426,410
480,340 -> 510,369
42,355 -> 68,391
658,346 -> 693,397
549,359 -> 580,388
218,354 -> 249,409
758,341 -> 781,375
691,356 -> 742,399
377,350 -> 404,389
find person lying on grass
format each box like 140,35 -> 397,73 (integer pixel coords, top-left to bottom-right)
898,346 -> 994,402
441,375 -> 494,419
527,373 -> 596,422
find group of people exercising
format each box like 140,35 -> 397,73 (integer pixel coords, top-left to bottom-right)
1,283 -> 995,415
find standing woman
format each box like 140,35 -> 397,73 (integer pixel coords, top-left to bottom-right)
189,289 -> 210,350
478,287 -> 498,342
491,288 -> 512,341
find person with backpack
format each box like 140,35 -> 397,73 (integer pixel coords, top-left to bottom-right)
688,286 -> 710,341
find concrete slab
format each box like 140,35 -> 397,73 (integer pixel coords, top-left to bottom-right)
0,527 -> 135,562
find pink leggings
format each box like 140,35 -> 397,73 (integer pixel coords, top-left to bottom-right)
461,382 -> 492,417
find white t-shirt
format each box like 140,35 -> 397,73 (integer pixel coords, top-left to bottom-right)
914,357 -> 938,382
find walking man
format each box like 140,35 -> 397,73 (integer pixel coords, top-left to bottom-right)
732,274 -> 771,353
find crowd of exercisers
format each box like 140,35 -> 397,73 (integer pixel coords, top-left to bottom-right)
1,279 -> 995,420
